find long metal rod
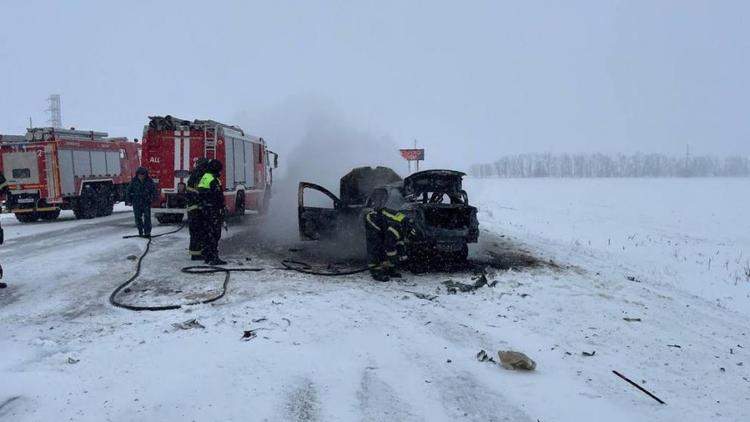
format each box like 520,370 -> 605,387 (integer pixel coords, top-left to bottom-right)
612,370 -> 666,404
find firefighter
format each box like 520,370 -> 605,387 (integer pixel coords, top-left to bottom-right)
186,158 -> 208,260
125,167 -> 156,237
364,207 -> 409,282
198,159 -> 227,265
0,173 -> 8,288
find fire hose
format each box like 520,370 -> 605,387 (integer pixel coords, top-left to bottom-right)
110,226 -> 368,312
110,223 -> 263,311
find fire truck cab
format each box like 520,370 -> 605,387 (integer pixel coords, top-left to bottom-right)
0,128 -> 141,222
142,116 -> 277,223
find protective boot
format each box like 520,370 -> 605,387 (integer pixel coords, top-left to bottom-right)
207,257 -> 228,266
370,271 -> 390,282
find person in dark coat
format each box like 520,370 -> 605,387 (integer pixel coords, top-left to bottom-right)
186,158 -> 208,260
197,159 -> 226,265
126,167 -> 156,237
0,174 -> 8,288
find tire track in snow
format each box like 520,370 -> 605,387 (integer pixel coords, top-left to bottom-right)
284,380 -> 321,422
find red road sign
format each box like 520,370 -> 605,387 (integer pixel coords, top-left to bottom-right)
400,149 -> 424,161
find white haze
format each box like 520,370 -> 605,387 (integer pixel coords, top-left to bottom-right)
1,0 -> 749,170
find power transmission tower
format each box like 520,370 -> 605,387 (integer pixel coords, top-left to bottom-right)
46,94 -> 62,128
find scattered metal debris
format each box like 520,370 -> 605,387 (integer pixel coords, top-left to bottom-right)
667,344 -> 682,348
126,255 -> 138,261
582,351 -> 596,357
252,317 -> 267,323
623,317 -> 642,322
476,349 -> 496,363
172,318 -> 205,330
442,275 -> 495,294
404,290 -> 438,301
67,357 -> 80,364
498,350 -> 536,370
282,318 -> 292,327
612,370 -> 665,404
242,330 -> 258,341
626,276 -> 641,283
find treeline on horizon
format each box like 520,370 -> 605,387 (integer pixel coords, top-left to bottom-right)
469,153 -> 750,178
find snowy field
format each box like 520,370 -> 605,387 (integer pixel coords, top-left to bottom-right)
1,178 -> 749,421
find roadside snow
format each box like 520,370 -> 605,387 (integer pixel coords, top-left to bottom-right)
1,179 -> 749,421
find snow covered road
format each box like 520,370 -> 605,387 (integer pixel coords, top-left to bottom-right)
1,179 -> 749,421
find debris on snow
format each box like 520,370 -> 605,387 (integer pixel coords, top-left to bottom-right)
612,370 -> 666,404
442,276 -> 494,294
242,330 -> 258,341
282,318 -> 292,327
623,317 -> 642,322
404,290 -> 438,301
498,350 -> 536,370
126,255 -> 138,261
172,319 -> 205,330
476,349 -> 496,364
626,276 -> 641,283
582,351 -> 596,357
66,356 -> 80,364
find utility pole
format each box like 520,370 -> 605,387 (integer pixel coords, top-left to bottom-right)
46,94 -> 62,128
414,139 -> 419,172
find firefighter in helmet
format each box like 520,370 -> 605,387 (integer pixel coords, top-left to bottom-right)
186,158 -> 208,260
0,174 -> 9,288
364,202 -> 410,282
197,159 -> 227,265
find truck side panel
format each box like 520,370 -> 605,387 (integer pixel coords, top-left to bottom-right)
58,149 -> 75,195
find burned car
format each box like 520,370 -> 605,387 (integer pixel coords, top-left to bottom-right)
298,167 -> 479,263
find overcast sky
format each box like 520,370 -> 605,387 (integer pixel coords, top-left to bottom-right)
1,0 -> 748,169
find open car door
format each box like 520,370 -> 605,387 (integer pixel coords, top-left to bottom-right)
298,182 -> 341,240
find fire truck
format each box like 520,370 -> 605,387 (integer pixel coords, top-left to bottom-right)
0,128 -> 141,222
141,116 -> 278,223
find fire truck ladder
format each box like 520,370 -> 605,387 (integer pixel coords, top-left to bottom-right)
203,126 -> 216,159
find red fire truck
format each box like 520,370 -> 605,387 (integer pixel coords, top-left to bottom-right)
141,116 -> 278,223
0,128 -> 141,222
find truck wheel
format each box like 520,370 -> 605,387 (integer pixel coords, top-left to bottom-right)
74,187 -> 97,219
39,210 -> 61,221
95,186 -> 114,217
15,212 -> 39,223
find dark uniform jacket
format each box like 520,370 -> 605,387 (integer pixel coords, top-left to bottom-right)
126,172 -> 156,208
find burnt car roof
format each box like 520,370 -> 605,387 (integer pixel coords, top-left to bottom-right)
339,166 -> 403,206
403,169 -> 466,196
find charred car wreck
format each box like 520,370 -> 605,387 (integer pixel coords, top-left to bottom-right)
298,167 -> 479,266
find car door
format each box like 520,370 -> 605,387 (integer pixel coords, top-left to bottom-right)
298,182 -> 341,240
